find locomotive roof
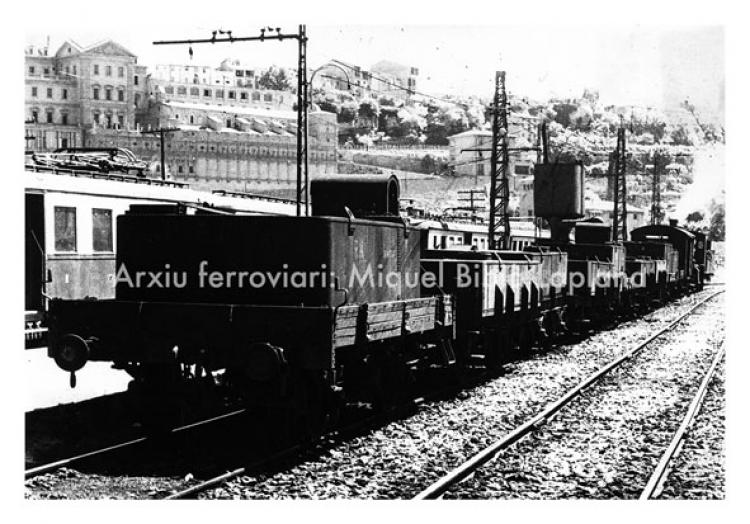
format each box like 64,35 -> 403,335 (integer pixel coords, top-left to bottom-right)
630,224 -> 695,241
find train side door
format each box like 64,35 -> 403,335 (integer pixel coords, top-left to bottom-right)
25,193 -> 46,312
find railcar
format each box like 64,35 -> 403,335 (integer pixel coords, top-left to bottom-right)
415,219 -> 548,252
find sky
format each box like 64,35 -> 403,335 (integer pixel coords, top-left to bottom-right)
26,25 -> 723,123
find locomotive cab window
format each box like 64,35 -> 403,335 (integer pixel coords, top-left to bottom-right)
92,208 -> 113,252
54,206 -> 77,252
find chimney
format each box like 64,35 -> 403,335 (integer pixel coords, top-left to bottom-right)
669,219 -> 678,227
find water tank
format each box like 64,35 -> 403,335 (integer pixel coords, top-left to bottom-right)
534,162 -> 584,219
311,174 -> 400,218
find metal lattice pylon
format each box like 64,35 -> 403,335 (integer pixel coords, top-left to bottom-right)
611,127 -> 628,241
488,71 -> 510,250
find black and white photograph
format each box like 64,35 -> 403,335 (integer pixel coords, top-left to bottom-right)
7,0 -> 746,517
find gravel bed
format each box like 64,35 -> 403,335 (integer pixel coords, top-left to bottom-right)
199,289 -> 723,500
443,293 -> 724,499
25,468 -> 194,500
658,359 -> 725,499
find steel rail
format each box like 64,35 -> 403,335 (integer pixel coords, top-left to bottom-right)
413,288 -> 724,499
639,340 -> 726,500
25,408 -> 246,479
163,445 -> 303,500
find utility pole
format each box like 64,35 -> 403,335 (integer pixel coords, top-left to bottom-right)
457,188 -> 486,222
650,150 -> 663,225
154,26 -> 309,216
488,71 -> 510,250
611,127 -> 628,241
142,127 -> 180,180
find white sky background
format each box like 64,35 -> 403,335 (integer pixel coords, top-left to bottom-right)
27,25 -> 723,123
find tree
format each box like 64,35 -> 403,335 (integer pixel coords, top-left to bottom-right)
258,66 -> 292,91
339,100 -> 359,124
359,98 -> 379,119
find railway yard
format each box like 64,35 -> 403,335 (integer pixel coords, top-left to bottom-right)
25,286 -> 726,500
21,31 -> 728,504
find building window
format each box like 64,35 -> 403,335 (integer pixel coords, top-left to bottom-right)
252,92 -> 260,101
29,65 -> 36,75
105,114 -> 113,128
117,115 -> 124,127
215,89 -> 224,98
236,70 -> 244,77
177,86 -> 187,95
31,86 -> 37,97
46,111 -> 53,123
178,165 -> 184,174
226,118 -> 232,128
54,207 -> 77,252
189,165 -> 194,174
61,113 -> 68,125
203,89 -> 211,97
47,88 -> 53,99
190,87 -> 199,96
31,110 -> 38,122
62,88 -> 68,100
189,115 -> 194,124
118,66 -> 124,78
134,75 -> 139,85
43,67 -> 50,75
165,86 -> 174,94
263,93 -> 272,102
240,91 -> 248,100
228,90 -> 236,99
105,88 -> 112,100
135,93 -> 141,107
105,65 -> 112,77
73,65 -> 77,75
92,209 -> 113,252
117,89 -> 124,102
93,112 -> 100,124
93,87 -> 100,100
94,64 -> 99,75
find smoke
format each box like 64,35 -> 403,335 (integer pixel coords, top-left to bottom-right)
672,144 -> 725,221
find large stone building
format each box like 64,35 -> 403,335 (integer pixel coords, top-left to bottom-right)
25,39 -> 148,150
25,38 -> 337,194
92,97 -> 337,192
149,59 -> 291,111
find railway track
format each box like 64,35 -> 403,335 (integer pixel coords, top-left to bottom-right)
414,288 -> 724,499
639,341 -> 725,499
25,408 -> 247,479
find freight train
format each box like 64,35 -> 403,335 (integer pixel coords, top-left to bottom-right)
43,163 -> 714,432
